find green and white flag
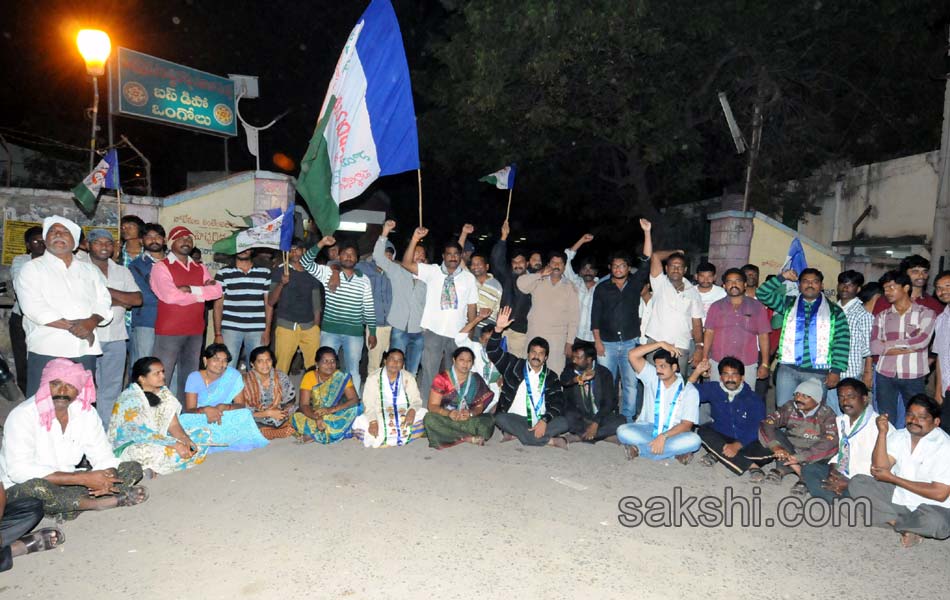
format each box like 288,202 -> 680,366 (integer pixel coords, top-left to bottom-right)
72,149 -> 119,212
479,164 -> 516,190
212,204 -> 294,255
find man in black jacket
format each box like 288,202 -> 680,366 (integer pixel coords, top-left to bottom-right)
560,342 -> 624,444
490,221 -> 533,358
488,306 -> 568,448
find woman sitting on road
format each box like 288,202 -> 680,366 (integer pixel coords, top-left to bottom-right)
242,346 -> 297,440
423,347 -> 495,449
291,347 -> 362,444
353,349 -> 426,448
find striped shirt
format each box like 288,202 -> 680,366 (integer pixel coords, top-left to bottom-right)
839,298 -> 873,379
870,302 -> 936,380
475,275 -> 503,324
215,265 -> 271,331
301,248 -> 376,337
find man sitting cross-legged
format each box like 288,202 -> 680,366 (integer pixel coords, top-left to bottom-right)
560,342 -> 624,444
616,341 -> 702,463
849,395 -> 950,547
802,378 -> 891,503
488,307 -> 569,448
757,379 -> 838,494
692,357 -> 769,474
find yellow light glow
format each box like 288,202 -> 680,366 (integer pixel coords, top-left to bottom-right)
76,29 -> 111,76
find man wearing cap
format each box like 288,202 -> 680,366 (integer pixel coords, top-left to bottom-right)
269,237 -> 323,373
86,229 -> 141,427
14,216 -> 112,398
150,226 -> 222,399
758,378 -> 839,494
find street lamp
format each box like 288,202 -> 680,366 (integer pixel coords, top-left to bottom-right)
76,29 -> 111,170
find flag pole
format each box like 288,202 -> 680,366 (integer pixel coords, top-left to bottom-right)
505,188 -> 513,222
284,251 -> 289,276
417,168 -> 423,226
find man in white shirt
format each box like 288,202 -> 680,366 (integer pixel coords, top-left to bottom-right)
86,229 -> 142,428
14,216 -> 112,398
0,359 -> 148,518
849,394 -> 950,546
695,261 -> 727,323
8,225 -> 45,394
802,378 -> 890,503
401,227 -> 478,397
563,232 -> 601,344
617,340 -> 701,463
643,250 -> 704,374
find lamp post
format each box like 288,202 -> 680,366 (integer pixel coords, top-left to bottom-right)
76,29 -> 111,171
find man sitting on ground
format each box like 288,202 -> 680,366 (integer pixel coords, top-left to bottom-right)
488,307 -> 569,448
758,379 -> 838,494
802,378 -> 890,503
560,342 -> 624,444
692,357 -> 768,475
849,395 -> 950,547
616,341 -> 702,463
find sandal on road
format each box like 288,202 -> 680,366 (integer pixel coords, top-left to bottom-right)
117,485 -> 149,507
748,467 -> 766,483
623,445 -> 639,461
790,480 -> 809,496
19,527 -> 65,554
765,468 -> 788,485
699,453 -> 717,467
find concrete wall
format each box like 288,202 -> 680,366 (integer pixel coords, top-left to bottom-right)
706,211 -> 754,273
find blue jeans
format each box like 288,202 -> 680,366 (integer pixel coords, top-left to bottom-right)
321,332 -> 365,395
597,339 -> 640,421
775,364 -> 828,407
875,374 -> 925,428
128,325 -> 155,375
616,423 -> 702,460
221,329 -> 264,369
96,340 -> 128,429
389,328 -> 424,376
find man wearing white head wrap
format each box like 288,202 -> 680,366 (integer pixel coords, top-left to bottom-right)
13,216 -> 112,397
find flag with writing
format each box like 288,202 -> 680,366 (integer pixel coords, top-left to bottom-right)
295,0 -> 419,235
72,149 -> 119,212
479,164 -> 516,190
212,204 -> 295,255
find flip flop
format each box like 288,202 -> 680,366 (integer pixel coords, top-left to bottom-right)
699,453 -> 717,467
790,480 -> 809,496
116,485 -> 149,507
748,467 -> 766,483
623,445 -> 639,460
676,452 -> 695,466
19,527 -> 65,554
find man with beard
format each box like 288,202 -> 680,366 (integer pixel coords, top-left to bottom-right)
560,342 -> 623,444
703,268 -> 771,387
517,251 -> 579,374
490,221 -> 532,357
590,219 -> 653,421
86,229 -> 141,427
741,264 -> 761,299
692,357 -> 768,475
563,233 -> 601,345
213,248 -> 273,369
128,224 -> 166,368
302,237 -> 377,393
643,250 -> 704,374
933,271 -> 950,431
402,227 -> 477,397
488,307 -> 568,448
14,217 -> 111,398
469,252 -> 503,328
757,268 -> 850,407
827,270 -> 874,415
870,270 -> 936,427
150,226 -> 222,400
758,379 -> 838,494
849,395 -> 950,547
872,255 -> 944,315
375,220 -> 427,375
802,378 -> 890,503
695,262 -> 726,323
270,238 -> 323,373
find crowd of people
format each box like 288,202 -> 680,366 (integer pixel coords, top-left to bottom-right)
1,211 -> 950,570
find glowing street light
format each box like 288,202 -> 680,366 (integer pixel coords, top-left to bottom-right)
76,29 -> 112,170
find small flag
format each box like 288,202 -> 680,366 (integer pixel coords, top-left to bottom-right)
479,164 -> 516,190
72,149 -> 119,212
782,238 -> 808,275
212,204 -> 295,255
296,0 -> 419,235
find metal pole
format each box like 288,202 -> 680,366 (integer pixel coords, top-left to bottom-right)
89,76 -> 100,171
121,135 -> 151,196
224,137 -> 229,174
931,25 -> 950,284
106,59 -> 114,149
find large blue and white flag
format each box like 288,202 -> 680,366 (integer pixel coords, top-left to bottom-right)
783,238 -> 808,274
296,0 -> 419,235
212,204 -> 295,255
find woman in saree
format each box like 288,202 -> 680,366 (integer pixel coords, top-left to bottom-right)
242,346 -> 297,440
352,349 -> 426,448
179,344 -> 268,453
423,347 -> 496,449
291,347 -> 362,444
107,357 -> 210,476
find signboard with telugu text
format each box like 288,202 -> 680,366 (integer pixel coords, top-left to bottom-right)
113,47 -> 237,137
